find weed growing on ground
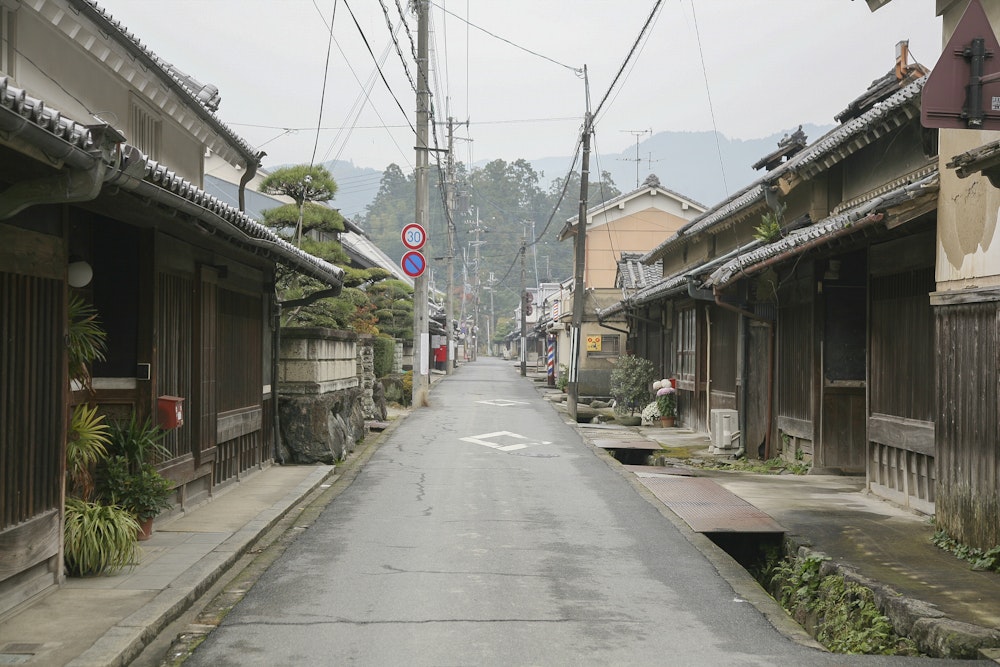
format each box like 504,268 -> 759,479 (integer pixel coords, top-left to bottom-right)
760,552 -> 919,656
931,531 -> 1000,572
699,456 -> 810,475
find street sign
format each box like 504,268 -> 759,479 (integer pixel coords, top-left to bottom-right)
401,223 -> 426,250
401,250 -> 426,278
922,0 -> 1000,131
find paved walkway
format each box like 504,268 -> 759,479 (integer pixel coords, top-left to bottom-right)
0,465 -> 335,667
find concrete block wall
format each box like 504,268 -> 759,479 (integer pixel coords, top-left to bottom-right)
279,327 -> 360,395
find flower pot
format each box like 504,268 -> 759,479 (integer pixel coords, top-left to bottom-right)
137,517 -> 154,541
660,416 -> 676,428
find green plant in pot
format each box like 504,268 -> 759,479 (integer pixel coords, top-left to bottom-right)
98,456 -> 174,538
64,497 -> 141,576
655,379 -> 677,426
64,298 -> 140,575
99,415 -> 175,538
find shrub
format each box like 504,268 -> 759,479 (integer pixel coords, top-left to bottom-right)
609,355 -> 655,416
373,335 -> 396,378
400,370 -> 413,407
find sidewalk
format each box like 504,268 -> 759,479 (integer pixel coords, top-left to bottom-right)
0,372 -> 448,666
0,464 -> 336,666
536,373 -> 1000,661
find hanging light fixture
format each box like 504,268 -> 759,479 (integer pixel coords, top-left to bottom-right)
68,257 -> 93,288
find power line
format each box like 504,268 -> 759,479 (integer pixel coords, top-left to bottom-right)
689,0 -> 728,198
428,0 -> 580,74
229,116 -> 580,132
592,0 -> 665,122
377,0 -> 417,92
342,0 -> 415,134
308,0 -> 339,168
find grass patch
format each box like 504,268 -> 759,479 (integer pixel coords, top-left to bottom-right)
761,552 -> 920,656
700,456 -> 810,475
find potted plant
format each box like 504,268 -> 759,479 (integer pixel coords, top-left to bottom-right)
64,298 -> 141,574
609,355 -> 655,425
64,497 -> 141,576
655,379 -> 677,427
98,456 -> 174,539
98,414 -> 175,539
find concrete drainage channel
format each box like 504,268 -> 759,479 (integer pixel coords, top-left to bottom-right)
611,455 -> 998,660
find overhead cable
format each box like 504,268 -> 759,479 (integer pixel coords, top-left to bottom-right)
428,0 -> 581,74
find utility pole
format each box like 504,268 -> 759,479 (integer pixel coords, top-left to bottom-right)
567,104 -> 593,421
472,221 -> 482,361
520,236 -> 527,377
411,0 -> 430,406
445,116 -> 457,375
486,271 -> 496,357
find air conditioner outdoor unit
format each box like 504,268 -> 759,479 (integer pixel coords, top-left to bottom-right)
710,409 -> 739,450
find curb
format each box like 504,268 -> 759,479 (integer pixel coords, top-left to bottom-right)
66,466 -> 335,667
529,379 -> 1000,660
791,541 -> 1000,660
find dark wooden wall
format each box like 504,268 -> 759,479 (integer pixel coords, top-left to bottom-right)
868,234 -> 936,513
935,298 -> 1000,550
0,222 -> 66,610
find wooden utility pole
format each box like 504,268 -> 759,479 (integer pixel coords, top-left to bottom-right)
445,116 -> 456,375
520,237 -> 527,377
567,108 -> 593,421
411,0 -> 430,406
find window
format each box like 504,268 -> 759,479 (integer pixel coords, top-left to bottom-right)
0,5 -> 15,77
586,334 -> 620,358
676,307 -> 696,381
129,95 -> 162,159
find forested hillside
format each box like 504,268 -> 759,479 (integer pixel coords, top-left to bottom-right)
359,159 -> 621,321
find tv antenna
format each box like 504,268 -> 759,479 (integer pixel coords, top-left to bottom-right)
619,128 -> 652,188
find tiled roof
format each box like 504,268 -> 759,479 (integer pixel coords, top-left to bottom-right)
0,76 -> 95,154
617,252 -> 661,290
0,77 -> 343,288
642,76 -> 928,264
706,170 -> 939,289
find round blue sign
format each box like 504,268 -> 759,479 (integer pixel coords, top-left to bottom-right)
401,250 -> 426,277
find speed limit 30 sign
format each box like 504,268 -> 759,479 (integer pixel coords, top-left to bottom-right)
401,223 -> 426,250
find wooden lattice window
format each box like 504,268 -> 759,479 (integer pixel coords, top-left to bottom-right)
675,307 -> 696,381
129,96 -> 161,159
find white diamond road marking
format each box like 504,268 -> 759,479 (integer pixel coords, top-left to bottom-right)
460,431 -> 552,452
475,399 -> 528,407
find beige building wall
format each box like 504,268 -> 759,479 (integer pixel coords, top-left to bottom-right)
586,207 -> 689,287
10,4 -> 244,187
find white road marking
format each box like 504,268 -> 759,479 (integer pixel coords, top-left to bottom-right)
460,430 -> 552,452
475,399 -> 529,407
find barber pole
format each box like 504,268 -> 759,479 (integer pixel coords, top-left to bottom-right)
547,337 -> 556,386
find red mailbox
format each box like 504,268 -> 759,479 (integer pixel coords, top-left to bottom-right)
157,395 -> 185,430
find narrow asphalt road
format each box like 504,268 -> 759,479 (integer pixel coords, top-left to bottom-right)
185,358 -> 977,666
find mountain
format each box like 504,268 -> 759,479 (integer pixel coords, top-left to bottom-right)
267,126 -> 835,224
528,124 -> 834,208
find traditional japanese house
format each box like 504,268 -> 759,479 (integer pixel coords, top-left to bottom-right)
0,0 -> 344,616
556,175 -> 704,395
607,44 -> 940,511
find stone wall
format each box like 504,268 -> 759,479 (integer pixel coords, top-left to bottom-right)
357,334 -> 376,419
277,327 -> 365,464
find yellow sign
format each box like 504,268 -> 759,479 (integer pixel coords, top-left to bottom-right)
586,335 -> 602,351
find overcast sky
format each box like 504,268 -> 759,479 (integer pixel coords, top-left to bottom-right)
94,0 -> 942,175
